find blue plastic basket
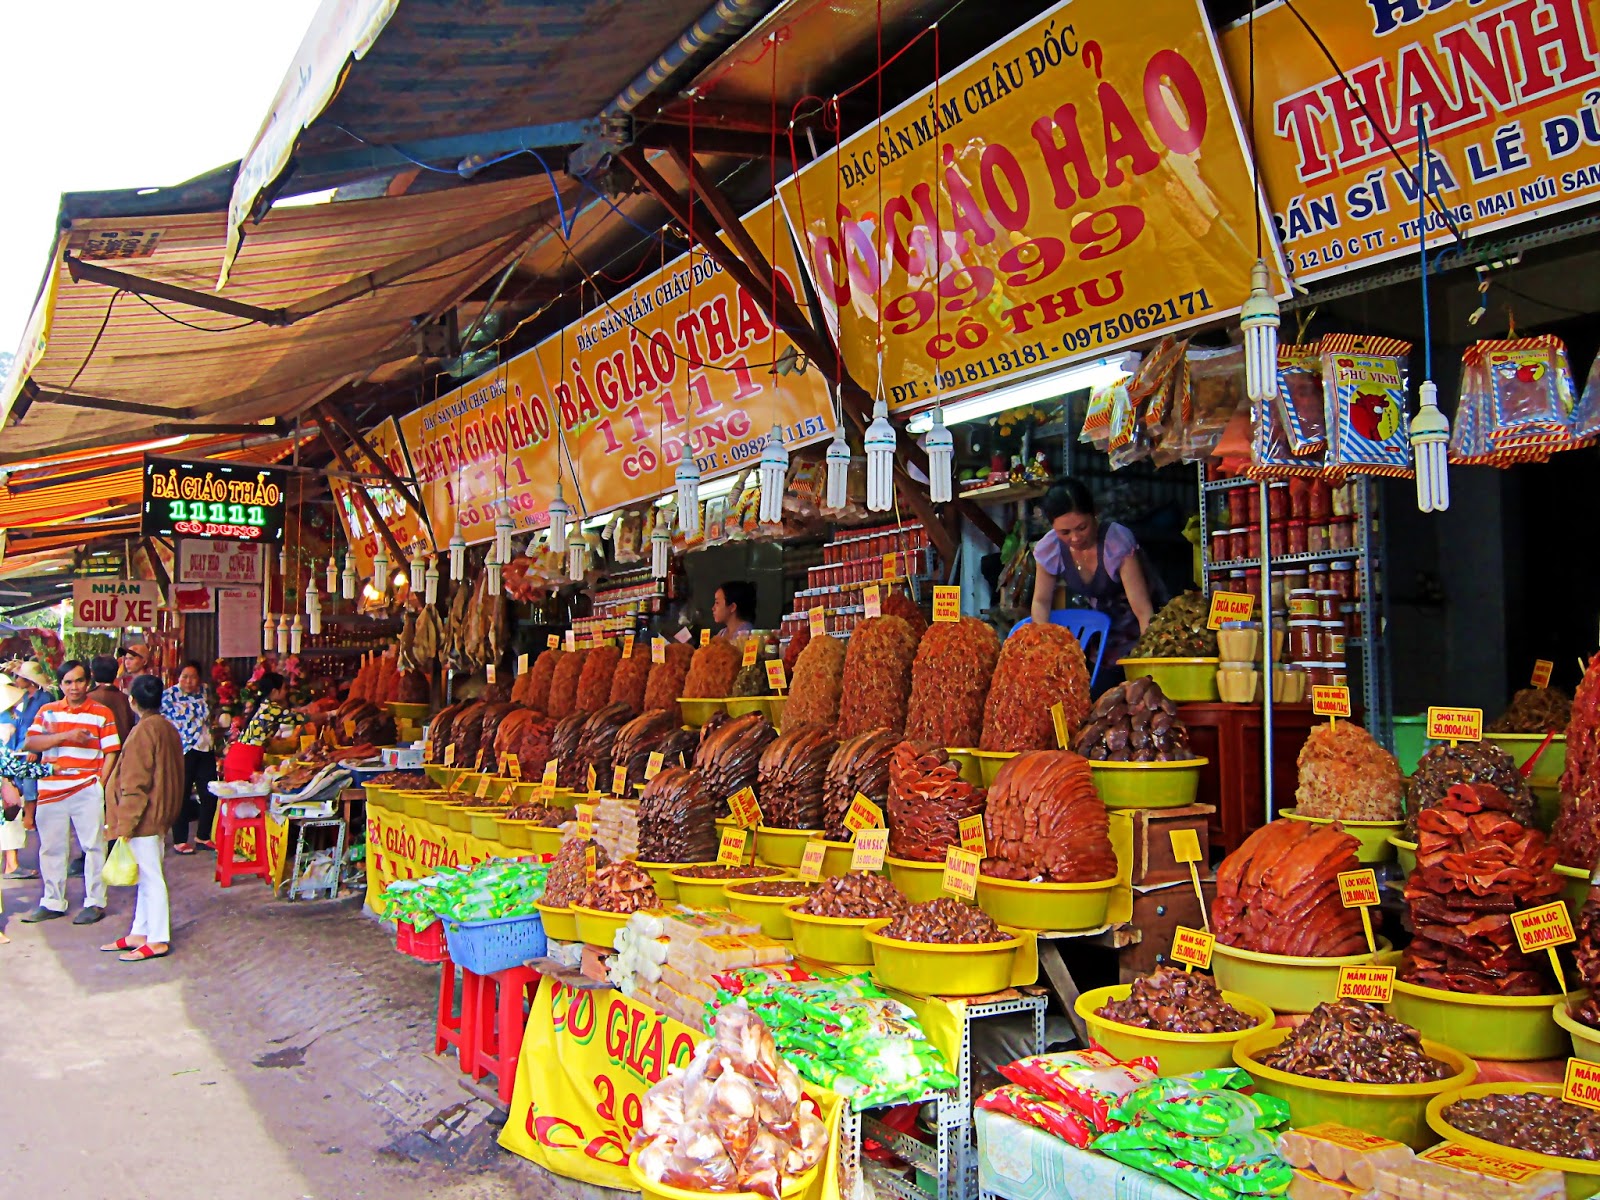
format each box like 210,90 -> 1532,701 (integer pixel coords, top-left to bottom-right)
442,912 -> 547,974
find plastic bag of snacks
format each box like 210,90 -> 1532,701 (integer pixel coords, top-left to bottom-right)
1109,1069 -> 1290,1137
975,1084 -> 1098,1148
1274,343 -> 1327,457
998,1049 -> 1157,1130
1320,334 -> 1413,477
1089,1141 -> 1294,1200
382,872 -> 461,931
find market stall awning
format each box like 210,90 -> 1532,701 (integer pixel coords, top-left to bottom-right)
1,173 -> 565,464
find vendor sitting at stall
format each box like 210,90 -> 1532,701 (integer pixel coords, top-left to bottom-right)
1029,480 -> 1158,688
712,580 -> 757,641
223,672 -> 290,782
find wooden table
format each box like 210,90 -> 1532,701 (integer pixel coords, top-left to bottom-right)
1176,702 -> 1321,855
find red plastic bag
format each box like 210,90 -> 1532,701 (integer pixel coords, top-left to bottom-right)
997,1048 -> 1158,1131
976,1085 -> 1099,1148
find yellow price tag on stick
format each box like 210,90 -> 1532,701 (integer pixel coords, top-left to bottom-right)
718,828 -> 750,866
843,793 -> 883,834
943,846 -> 980,899
700,628 -> 711,647
652,637 -> 667,664
517,652 -> 529,673
1533,659 -> 1554,689
1338,869 -> 1381,953
931,585 -> 960,622
504,756 -> 522,781
623,634 -> 636,657
727,786 -> 763,829
798,839 -> 827,881
1050,702 -> 1070,749
958,814 -> 986,856
1426,706 -> 1483,745
1565,1058 -> 1600,1111
584,843 -> 597,884
1512,900 -> 1575,996
546,634 -> 560,650
883,552 -> 897,581
476,774 -> 491,798
475,747 -> 488,771
808,606 -> 826,638
1336,965 -> 1396,1003
742,638 -> 759,667
486,663 -> 497,685
765,660 -> 787,692
1171,926 -> 1214,971
612,765 -> 629,797
646,751 -> 665,780
443,744 -> 457,766
1312,686 -> 1351,726
863,586 -> 882,619
575,804 -> 595,840
851,828 -> 887,873
1169,828 -> 1208,931
564,630 -> 576,651
1207,590 -> 1255,628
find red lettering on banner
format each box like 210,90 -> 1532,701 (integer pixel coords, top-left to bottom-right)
605,1000 -> 629,1061
569,989 -> 596,1041
585,1132 -> 629,1164
534,1115 -> 583,1149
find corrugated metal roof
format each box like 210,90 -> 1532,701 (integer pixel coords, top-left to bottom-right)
2,174 -> 564,463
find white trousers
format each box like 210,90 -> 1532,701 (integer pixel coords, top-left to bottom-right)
36,783 -> 106,912
126,835 -> 170,945
0,812 -> 25,853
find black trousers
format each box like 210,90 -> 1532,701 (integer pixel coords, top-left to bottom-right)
172,748 -> 218,844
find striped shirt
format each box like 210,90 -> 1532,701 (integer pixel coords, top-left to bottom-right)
30,698 -> 121,802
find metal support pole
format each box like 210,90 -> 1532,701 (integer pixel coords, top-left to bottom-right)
1258,480 -> 1275,825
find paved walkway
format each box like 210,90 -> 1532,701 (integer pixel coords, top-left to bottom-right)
0,846 -> 604,1200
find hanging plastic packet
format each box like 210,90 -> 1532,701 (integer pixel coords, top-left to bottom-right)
1481,336 -> 1578,457
1274,344 -> 1327,456
1144,338 -> 1191,439
1250,384 -> 1320,478
1320,335 -> 1413,476
977,1084 -> 1099,1148
1151,353 -> 1194,467
1450,345 -> 1498,466
1572,346 -> 1600,446
1081,379 -> 1124,450
1184,345 -> 1247,462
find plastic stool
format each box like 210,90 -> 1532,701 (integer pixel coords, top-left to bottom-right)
214,795 -> 273,888
469,964 -> 541,1102
434,956 -> 483,1069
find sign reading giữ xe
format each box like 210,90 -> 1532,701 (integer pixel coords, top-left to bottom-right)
397,200 -> 835,544
779,0 -> 1279,413
1220,0 -> 1600,286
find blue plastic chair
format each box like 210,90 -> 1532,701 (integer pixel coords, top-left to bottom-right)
1008,610 -> 1113,689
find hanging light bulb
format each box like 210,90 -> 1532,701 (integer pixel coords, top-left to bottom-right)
486,547 -> 502,596
566,538 -> 586,583
325,555 -> 338,596
651,524 -> 671,580
448,528 -> 467,581
408,550 -> 425,595
371,547 -> 390,599
278,547 -> 289,579
675,450 -> 701,535
275,614 -> 291,656
825,428 -> 850,510
1240,259 -> 1281,403
864,398 -> 897,512
494,514 -> 514,566
758,424 -> 789,524
308,589 -> 323,636
925,405 -> 954,503
289,615 -> 304,655
1412,384 -> 1451,511
423,558 -> 440,606
547,483 -> 571,555
263,613 -> 276,648
341,556 -> 357,601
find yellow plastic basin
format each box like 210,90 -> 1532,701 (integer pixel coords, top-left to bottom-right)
444,806 -> 477,833
976,873 -> 1118,931
1089,758 -> 1208,810
1076,984 -> 1275,1076
725,880 -> 815,939
785,903 -> 879,966
1233,1025 -> 1475,1149
678,698 -> 727,729
887,856 -> 956,904
724,697 -> 768,719
1209,939 -> 1393,1014
469,809 -> 511,840
1426,1083 -> 1600,1199
864,920 -> 1030,996
636,861 -> 688,901
495,818 -> 535,850
530,827 -> 565,857
535,901 -> 577,942
1389,976 -> 1566,1061
363,785 -> 395,811
1558,862 -> 1592,922
944,749 -> 983,786
1532,782 -> 1561,832
416,795 -> 450,823
972,750 -> 1018,788
1282,809 -> 1404,863
764,695 -> 787,731
756,826 -> 822,868
670,866 -> 787,910
1483,732 -> 1566,784
1388,836 -> 1417,875
425,765 -> 465,788
571,904 -> 633,949
628,1160 -> 815,1200
387,701 -> 431,721
1119,657 -> 1222,703
1554,992 -> 1600,1062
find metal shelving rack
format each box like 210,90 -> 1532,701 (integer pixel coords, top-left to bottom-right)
834,993 -> 1047,1200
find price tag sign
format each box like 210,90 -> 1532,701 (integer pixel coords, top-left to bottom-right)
646,751 -> 666,781
1564,1059 -> 1600,1112
584,843 -> 597,884
1207,590 -> 1255,629
1336,965 -> 1396,1003
652,637 -> 667,664
1339,868 -> 1381,953
586,765 -> 597,793
1426,706 -> 1483,744
932,585 -> 960,623
612,765 -> 629,797
700,628 -> 711,647
742,638 -> 759,667
943,846 -> 980,899
1533,659 -> 1555,689
1312,685 -> 1352,721
564,630 -> 576,651
443,744 -> 457,766
475,747 -> 488,771
546,635 -> 559,650
1512,900 -> 1575,995
517,652 -> 530,673
575,804 -> 596,840
718,827 -> 750,866
727,786 -> 763,829
862,586 -> 882,620
843,793 -> 884,834
1419,1142 -> 1553,1183
1171,926 -> 1214,971
883,552 -> 897,580
851,828 -> 887,873
798,839 -> 827,881
486,663 -> 497,685
504,756 -> 522,780
765,660 -> 787,692
623,634 -> 636,657
476,774 -> 492,798
343,717 -> 357,740
1050,701 -> 1070,750
1169,828 -> 1208,931
808,606 -> 827,638
423,743 -> 437,765
539,760 -> 558,802
958,814 -> 986,856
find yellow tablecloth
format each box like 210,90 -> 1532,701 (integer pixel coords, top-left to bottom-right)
498,975 -> 845,1198
364,802 -> 521,911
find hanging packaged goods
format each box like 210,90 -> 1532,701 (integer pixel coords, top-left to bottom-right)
1220,0 -> 1600,286
397,202 -> 834,541
329,417 -> 432,579
779,0 -> 1278,413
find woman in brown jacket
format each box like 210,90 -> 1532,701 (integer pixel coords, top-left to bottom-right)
100,675 -> 183,962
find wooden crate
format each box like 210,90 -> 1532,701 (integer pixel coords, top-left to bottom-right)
1120,878 -> 1217,981
1130,804 -> 1216,885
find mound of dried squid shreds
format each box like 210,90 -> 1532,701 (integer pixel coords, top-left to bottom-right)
643,642 -> 695,720
683,639 -> 741,699
886,741 -> 985,862
784,634 -> 846,731
836,615 -> 919,740
982,750 -> 1116,883
904,616 -> 1000,749
546,649 -> 589,719
881,588 -> 928,639
1294,719 -> 1403,821
608,643 -> 654,711
514,650 -> 561,709
1491,685 -> 1571,733
576,645 -> 623,712
980,622 -> 1090,752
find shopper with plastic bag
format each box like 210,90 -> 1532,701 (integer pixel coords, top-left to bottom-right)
100,676 -> 183,962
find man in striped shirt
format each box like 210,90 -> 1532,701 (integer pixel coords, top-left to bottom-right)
22,659 -> 120,923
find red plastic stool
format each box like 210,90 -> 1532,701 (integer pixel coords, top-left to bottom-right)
214,795 -> 273,888
469,965 -> 541,1102
434,956 -> 484,1070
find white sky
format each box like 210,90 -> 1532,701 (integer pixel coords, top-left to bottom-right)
0,0 -> 325,358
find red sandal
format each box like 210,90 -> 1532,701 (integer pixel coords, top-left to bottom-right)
100,937 -> 138,952
119,944 -> 169,962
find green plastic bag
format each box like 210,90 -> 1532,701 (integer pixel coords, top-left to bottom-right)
103,839 -> 139,887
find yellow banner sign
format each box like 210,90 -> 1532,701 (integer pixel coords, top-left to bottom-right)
329,417 -> 433,579
780,0 -> 1276,412
1220,0 -> 1600,285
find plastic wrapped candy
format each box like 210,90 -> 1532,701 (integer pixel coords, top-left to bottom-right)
980,623 -> 1091,752
1321,334 -> 1413,477
999,1048 -> 1157,1131
1274,343 -> 1327,457
836,616 -> 918,740
976,1085 -> 1098,1148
